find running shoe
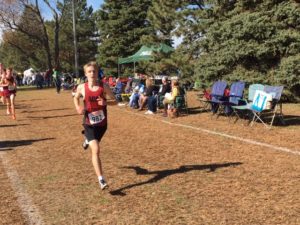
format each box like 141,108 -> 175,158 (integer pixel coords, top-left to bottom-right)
145,110 -> 154,115
99,179 -> 108,190
82,139 -> 89,150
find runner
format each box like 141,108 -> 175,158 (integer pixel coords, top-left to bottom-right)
52,67 -> 62,94
73,61 -> 117,190
0,67 -> 17,119
0,64 -> 6,105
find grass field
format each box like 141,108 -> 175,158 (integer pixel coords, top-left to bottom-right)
0,88 -> 299,225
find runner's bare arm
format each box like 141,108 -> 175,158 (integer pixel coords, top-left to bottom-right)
103,83 -> 118,105
73,84 -> 85,114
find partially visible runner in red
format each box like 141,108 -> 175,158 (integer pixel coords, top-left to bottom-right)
73,61 -> 117,190
0,63 -> 6,105
0,67 -> 17,119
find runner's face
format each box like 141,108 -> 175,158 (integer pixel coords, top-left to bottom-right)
85,66 -> 97,79
6,69 -> 12,78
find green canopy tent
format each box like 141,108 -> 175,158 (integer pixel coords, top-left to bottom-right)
118,43 -> 174,75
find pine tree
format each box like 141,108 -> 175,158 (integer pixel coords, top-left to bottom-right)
95,0 -> 153,76
194,0 -> 300,99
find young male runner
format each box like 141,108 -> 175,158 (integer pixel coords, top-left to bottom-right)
73,61 -> 117,190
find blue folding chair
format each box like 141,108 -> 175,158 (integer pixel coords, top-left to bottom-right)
209,81 -> 227,115
215,81 -> 245,118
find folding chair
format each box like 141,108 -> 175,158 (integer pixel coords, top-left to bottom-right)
209,81 -> 227,115
232,84 -> 265,122
172,87 -> 188,115
198,89 -> 212,112
249,86 -> 285,128
215,81 -> 245,119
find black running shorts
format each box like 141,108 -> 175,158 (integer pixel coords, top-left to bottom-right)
84,124 -> 107,142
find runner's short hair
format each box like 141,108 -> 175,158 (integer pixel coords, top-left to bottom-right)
83,61 -> 98,73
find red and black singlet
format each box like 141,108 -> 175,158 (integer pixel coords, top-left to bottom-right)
83,82 -> 107,126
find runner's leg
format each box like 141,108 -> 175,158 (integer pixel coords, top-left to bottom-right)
89,140 -> 104,177
10,94 -> 16,119
6,97 -> 11,115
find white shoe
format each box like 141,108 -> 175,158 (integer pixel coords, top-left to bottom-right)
99,179 -> 108,190
145,110 -> 154,115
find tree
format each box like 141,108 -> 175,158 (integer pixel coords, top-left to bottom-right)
0,0 -> 67,70
57,0 -> 98,73
194,0 -> 300,99
143,0 -> 206,78
95,0 -> 153,76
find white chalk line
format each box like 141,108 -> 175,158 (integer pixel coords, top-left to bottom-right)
114,107 -> 300,156
0,151 -> 44,225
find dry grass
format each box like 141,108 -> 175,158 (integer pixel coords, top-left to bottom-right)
0,88 -> 299,225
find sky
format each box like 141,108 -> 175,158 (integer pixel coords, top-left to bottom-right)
87,0 -> 104,11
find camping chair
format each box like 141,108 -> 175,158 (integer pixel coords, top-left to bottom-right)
198,89 -> 212,112
215,81 -> 245,119
113,81 -> 124,102
209,81 -> 227,115
171,87 -> 188,115
249,85 -> 285,128
231,84 -> 265,123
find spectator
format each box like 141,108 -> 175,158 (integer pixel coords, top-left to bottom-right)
35,72 -> 44,89
52,68 -> 62,94
138,78 -> 155,111
129,79 -> 144,109
45,68 -> 52,87
162,79 -> 180,117
157,76 -> 171,108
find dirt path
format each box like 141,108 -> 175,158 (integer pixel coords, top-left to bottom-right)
0,89 -> 299,225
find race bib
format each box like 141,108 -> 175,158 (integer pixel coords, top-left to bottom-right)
88,110 -> 105,125
0,87 -> 3,91
8,85 -> 15,91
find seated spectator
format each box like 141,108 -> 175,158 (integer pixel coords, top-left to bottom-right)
139,78 -> 155,111
129,86 -> 139,108
162,79 -> 180,117
129,82 -> 144,109
113,78 -> 124,102
157,76 -> 171,108
124,77 -> 133,94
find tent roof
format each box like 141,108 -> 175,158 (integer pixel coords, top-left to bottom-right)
118,43 -> 173,64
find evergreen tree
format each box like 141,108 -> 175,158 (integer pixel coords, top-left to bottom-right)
95,0 -> 153,76
143,0 -> 206,78
194,0 -> 300,99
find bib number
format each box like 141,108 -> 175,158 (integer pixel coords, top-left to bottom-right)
88,110 -> 105,125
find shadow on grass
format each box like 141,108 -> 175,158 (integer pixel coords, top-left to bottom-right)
243,114 -> 300,127
0,124 -> 29,128
20,108 -> 71,113
26,114 -> 77,120
18,99 -> 45,102
110,162 -> 242,196
280,115 -> 300,126
186,106 -> 211,115
0,148 -> 13,151
0,138 -> 55,151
